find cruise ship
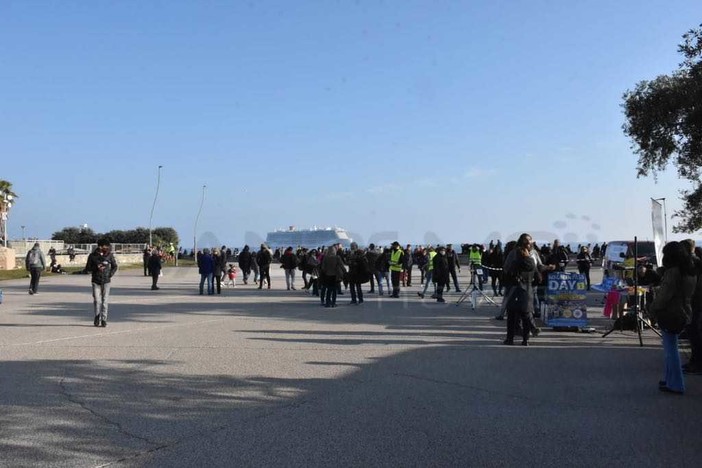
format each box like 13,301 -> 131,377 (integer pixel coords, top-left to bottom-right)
265,226 -> 353,249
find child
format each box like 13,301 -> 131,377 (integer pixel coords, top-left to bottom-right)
225,264 -> 237,287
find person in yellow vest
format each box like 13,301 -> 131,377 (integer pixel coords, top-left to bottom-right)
418,247 -> 437,299
389,241 -> 405,298
469,244 -> 484,290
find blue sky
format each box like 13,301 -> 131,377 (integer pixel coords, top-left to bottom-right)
1,1 -> 701,248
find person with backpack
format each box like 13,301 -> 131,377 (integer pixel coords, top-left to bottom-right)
347,242 -> 370,305
25,242 -> 47,295
85,239 -> 118,327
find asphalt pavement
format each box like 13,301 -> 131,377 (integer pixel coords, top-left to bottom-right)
1,266 -> 701,467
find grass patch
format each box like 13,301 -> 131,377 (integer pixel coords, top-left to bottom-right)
0,270 -> 29,281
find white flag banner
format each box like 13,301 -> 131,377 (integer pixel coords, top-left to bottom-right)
651,199 -> 665,268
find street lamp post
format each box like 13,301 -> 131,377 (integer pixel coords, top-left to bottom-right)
1,193 -> 14,247
148,165 -> 163,247
193,185 -> 206,257
21,225 -> 25,241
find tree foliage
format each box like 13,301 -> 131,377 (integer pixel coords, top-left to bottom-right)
622,24 -> 702,232
52,226 -> 180,246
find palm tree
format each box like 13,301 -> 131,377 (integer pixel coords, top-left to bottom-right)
0,179 -> 18,246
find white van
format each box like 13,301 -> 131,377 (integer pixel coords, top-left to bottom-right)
602,241 -> 657,278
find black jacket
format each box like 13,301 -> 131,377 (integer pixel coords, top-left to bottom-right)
281,252 -> 298,270
148,254 -> 162,275
238,249 -> 252,271
503,249 -> 536,314
366,250 -> 379,274
257,249 -> 272,268
433,252 -> 450,283
85,250 -> 118,285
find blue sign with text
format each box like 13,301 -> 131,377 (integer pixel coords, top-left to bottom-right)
544,272 -> 589,328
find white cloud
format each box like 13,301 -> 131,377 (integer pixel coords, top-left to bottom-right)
366,183 -> 402,195
463,167 -> 496,179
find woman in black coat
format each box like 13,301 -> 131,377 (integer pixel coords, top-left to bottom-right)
503,234 -> 537,346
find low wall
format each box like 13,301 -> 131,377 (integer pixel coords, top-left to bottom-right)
0,247 -> 17,270
9,253 -> 144,269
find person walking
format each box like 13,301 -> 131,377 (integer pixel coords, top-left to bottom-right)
257,244 -> 272,289
281,246 -> 298,290
148,249 -> 162,290
649,241 -> 696,394
198,248 -> 215,295
389,241 -> 404,298
85,239 -> 118,327
238,245 -> 252,285
433,246 -> 450,303
25,242 -> 47,295
418,246 -> 437,299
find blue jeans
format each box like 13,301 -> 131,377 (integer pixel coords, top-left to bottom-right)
420,270 -> 434,296
199,273 -> 214,295
376,272 -> 389,295
662,331 -> 685,392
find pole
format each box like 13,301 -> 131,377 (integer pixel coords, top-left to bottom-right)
193,185 -> 206,257
148,165 -> 163,247
21,225 -> 25,241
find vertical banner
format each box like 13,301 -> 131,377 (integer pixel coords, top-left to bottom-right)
543,272 -> 589,328
651,199 -> 664,268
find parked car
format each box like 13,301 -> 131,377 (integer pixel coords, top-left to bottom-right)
602,240 -> 657,278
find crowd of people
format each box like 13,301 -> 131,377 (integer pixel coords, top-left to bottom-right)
22,236 -> 700,396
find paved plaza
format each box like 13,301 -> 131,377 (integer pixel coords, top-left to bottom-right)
1,266 -> 701,467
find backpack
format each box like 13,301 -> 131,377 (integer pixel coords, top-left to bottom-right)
28,250 -> 41,267
357,256 -> 371,283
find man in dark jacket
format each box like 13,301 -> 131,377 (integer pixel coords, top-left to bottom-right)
25,242 -> 47,295
148,249 -> 162,290
85,238 -> 118,327
257,244 -> 273,289
238,245 -> 252,284
281,246 -> 298,290
433,246 -> 450,303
